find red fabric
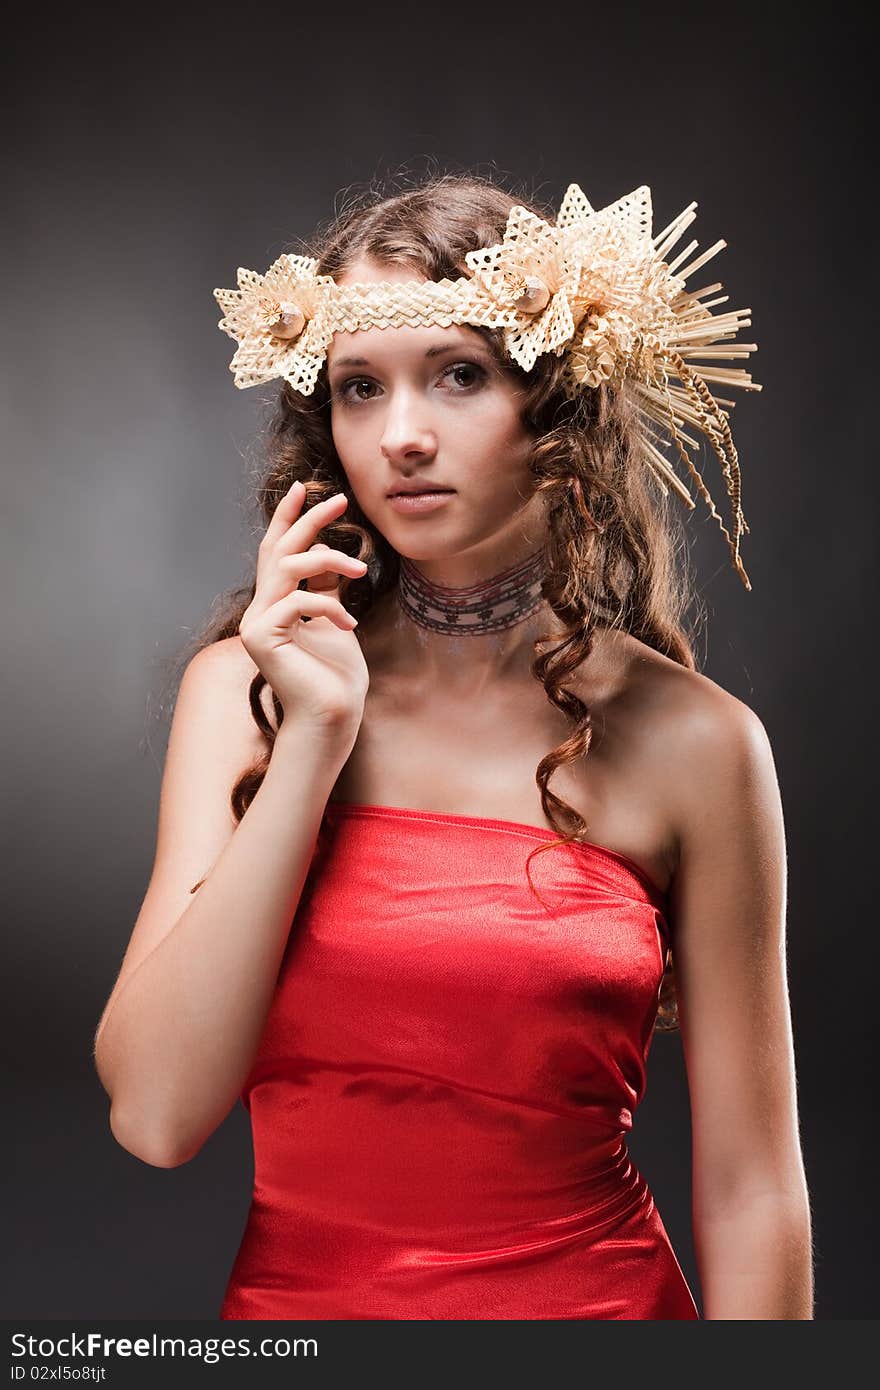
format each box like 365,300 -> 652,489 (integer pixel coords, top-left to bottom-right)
220,802 -> 699,1320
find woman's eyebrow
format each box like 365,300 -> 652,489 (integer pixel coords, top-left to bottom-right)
329,341 -> 488,370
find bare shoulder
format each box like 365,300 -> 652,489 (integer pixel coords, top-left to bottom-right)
593,628 -> 776,865
184,635 -> 273,720
169,636 -> 279,774
612,629 -> 765,739
189,633 -> 259,680
593,624 -> 757,721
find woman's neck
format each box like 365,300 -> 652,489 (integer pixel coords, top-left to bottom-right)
396,548 -> 546,636
371,547 -> 556,694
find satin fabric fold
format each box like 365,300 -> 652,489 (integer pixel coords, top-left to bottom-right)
220,803 -> 699,1320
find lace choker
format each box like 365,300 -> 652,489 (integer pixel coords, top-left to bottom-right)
396,550 -> 547,635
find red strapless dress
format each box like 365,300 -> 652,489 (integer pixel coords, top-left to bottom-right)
220,802 -> 699,1320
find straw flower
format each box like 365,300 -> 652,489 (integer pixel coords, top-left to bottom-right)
213,253 -> 335,393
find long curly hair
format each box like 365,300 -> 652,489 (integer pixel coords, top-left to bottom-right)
163,171 -> 708,1031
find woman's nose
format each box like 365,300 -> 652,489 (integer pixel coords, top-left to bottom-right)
379,387 -> 437,462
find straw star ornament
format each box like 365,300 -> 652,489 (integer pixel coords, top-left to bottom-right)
463,184 -> 660,380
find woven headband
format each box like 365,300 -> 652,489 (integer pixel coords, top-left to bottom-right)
214,183 -> 761,589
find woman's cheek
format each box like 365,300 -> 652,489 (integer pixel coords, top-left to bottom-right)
330,418 -> 363,475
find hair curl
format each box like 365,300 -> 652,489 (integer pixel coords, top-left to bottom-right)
162,170 -> 709,1031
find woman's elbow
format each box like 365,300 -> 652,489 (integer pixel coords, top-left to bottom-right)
108,1105 -> 202,1169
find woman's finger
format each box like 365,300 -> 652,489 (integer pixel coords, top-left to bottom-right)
277,548 -> 367,580
261,587 -> 359,632
260,479 -> 307,552
279,490 -> 351,556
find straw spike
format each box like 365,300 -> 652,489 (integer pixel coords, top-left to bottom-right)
666,239 -> 700,276
653,202 -> 698,257
676,239 -> 728,281
672,281 -> 724,304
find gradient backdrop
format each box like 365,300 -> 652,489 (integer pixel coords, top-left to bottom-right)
3,3 -> 874,1320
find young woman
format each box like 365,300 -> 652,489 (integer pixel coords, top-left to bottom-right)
93,174 -> 814,1319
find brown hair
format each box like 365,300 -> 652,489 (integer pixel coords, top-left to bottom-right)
164,171 -> 709,1031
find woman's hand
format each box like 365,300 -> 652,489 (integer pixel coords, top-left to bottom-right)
238,481 -> 370,737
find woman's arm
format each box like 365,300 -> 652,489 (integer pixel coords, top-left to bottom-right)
93,638 -> 356,1168
666,684 -> 814,1319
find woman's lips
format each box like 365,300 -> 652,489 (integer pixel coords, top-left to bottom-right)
386,491 -> 456,514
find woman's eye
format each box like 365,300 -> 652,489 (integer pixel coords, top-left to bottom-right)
338,378 -> 377,403
444,362 -> 486,390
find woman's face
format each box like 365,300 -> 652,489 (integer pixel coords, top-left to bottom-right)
326,257 -> 546,565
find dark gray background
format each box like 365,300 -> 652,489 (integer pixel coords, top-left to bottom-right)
3,3 -> 874,1320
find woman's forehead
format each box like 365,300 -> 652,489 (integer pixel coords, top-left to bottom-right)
326,321 -> 489,370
